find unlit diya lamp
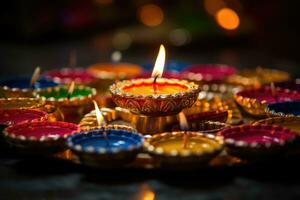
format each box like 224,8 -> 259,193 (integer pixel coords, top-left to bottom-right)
4,121 -> 79,154
110,45 -> 200,117
67,103 -> 144,168
35,81 -> 97,123
182,64 -> 236,83
144,113 -> 224,168
235,86 -> 300,117
218,124 -> 298,160
0,67 -> 58,98
0,97 -> 64,122
266,101 -> 300,117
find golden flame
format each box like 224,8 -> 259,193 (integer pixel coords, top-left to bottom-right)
67,81 -> 76,97
151,44 -> 166,78
178,112 -> 189,131
30,66 -> 41,87
93,100 -> 106,126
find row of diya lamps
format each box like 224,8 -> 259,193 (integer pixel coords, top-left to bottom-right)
1,44 -> 300,169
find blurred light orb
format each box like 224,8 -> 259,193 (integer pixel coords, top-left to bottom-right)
111,51 -> 122,62
204,0 -> 225,15
216,8 -> 240,30
112,32 -> 132,50
169,29 -> 191,46
138,4 -> 164,27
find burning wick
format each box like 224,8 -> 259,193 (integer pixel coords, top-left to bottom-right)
178,112 -> 189,149
92,100 -> 110,147
151,44 -> 166,94
270,82 -> 278,101
30,66 -> 41,89
69,50 -> 77,68
67,81 -> 75,99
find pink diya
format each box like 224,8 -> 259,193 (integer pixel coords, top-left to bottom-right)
218,124 -> 298,160
183,64 -> 236,82
4,121 -> 79,154
235,87 -> 300,116
110,45 -> 200,116
43,68 -> 96,85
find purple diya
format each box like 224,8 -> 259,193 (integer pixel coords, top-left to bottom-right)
0,76 -> 59,97
182,64 -> 236,82
235,87 -> 300,116
218,124 -> 298,160
67,126 -> 144,168
43,68 -> 96,85
4,121 -> 79,154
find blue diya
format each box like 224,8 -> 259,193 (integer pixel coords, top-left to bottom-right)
266,101 -> 300,117
0,76 -> 59,97
67,126 -> 144,168
141,60 -> 190,72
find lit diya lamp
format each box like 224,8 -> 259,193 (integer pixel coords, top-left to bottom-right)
35,81 -> 97,123
0,67 -> 59,98
182,64 -> 236,83
110,45 -> 200,116
144,113 -> 224,168
67,103 -> 144,168
218,124 -> 298,160
4,121 -> 79,154
239,67 -> 290,84
235,84 -> 300,117
0,97 -> 64,122
266,101 -> 300,117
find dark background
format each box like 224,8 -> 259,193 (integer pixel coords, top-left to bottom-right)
1,1 -> 300,199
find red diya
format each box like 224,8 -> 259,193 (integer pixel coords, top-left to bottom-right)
43,68 -> 96,85
4,121 -> 79,154
235,87 -> 300,117
110,45 -> 200,116
218,124 -> 298,160
182,64 -> 236,83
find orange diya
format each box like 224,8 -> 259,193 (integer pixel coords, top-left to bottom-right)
110,45 -> 200,116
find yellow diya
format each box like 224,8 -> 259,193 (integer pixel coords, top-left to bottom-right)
110,45 -> 200,116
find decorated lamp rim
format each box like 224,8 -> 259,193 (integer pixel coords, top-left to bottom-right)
266,101 -> 300,117
0,97 -> 46,109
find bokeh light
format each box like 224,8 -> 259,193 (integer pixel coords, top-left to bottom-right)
169,28 -> 191,46
138,4 -> 164,27
112,32 -> 132,50
215,8 -> 240,30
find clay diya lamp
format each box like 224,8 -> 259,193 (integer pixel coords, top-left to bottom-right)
110,45 -> 200,116
35,83 -> 97,123
3,121 -> 79,154
87,62 -> 142,92
43,68 -> 96,85
0,76 -> 59,98
239,67 -> 290,84
218,124 -> 298,160
142,60 -> 189,72
266,101 -> 300,117
182,64 -> 236,83
115,107 -> 177,135
172,121 -> 229,134
235,87 -> 300,117
144,131 -> 223,168
0,97 -> 64,122
67,126 -> 144,168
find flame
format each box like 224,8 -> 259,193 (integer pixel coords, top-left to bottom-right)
67,81 -> 76,97
93,100 -> 106,126
178,112 -> 189,131
30,66 -> 41,87
151,44 -> 166,78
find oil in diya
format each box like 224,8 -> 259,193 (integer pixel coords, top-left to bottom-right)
35,81 -> 97,123
144,112 -> 224,168
67,102 -> 143,168
0,67 -> 59,98
110,45 -> 200,116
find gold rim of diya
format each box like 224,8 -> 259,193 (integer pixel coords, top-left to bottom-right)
199,83 -> 242,100
172,121 -> 229,134
0,97 -> 45,109
0,85 -> 34,97
35,85 -> 97,106
144,131 -> 224,157
110,78 -> 200,116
